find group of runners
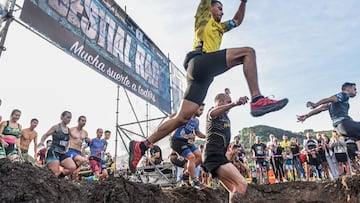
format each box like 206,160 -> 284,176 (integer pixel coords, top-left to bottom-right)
1,0 -> 359,202
127,0 -> 360,202
0,109 -> 113,181
128,1 -> 286,201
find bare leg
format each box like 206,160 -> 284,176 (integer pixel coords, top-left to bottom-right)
306,164 -> 310,181
186,153 -> 197,180
72,155 -> 88,181
338,163 -> 344,175
216,163 -> 247,202
344,162 -> 350,175
72,167 -> 81,181
100,169 -> 108,179
61,158 -> 76,176
226,47 -> 288,117
193,150 -> 202,166
148,100 -> 199,144
323,162 -> 330,179
356,141 -> 360,158
226,47 -> 260,98
48,161 -> 61,176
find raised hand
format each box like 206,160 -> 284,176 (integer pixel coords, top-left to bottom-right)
306,101 -> 317,109
296,114 -> 308,123
235,96 -> 249,105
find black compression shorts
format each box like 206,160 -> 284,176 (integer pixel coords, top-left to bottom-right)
340,119 -> 360,139
202,135 -> 229,177
170,138 -> 198,158
169,153 -> 187,168
183,49 -> 238,105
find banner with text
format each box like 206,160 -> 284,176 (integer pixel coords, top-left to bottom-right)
20,0 -> 171,113
170,61 -> 185,113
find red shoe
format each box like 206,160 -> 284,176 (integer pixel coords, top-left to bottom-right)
128,141 -> 144,173
250,97 -> 288,117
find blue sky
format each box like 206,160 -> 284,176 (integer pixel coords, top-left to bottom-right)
0,0 -> 360,157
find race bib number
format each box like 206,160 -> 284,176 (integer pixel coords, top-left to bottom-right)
59,140 -> 68,147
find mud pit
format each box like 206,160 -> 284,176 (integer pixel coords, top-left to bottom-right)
0,159 -> 359,203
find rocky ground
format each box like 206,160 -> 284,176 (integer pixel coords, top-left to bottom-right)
0,159 -> 359,203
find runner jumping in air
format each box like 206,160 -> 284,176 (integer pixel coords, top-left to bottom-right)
128,0 -> 288,174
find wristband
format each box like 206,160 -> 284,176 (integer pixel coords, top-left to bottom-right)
241,0 -> 247,3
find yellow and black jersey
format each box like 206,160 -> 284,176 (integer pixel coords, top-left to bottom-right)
193,0 -> 236,53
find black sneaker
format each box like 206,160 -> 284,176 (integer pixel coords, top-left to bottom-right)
181,173 -> 190,186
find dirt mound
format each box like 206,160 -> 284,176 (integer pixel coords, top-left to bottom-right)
0,159 -> 359,203
241,178 -> 360,203
0,159 -> 83,202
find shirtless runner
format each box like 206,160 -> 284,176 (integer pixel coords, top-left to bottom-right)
20,118 -> 39,160
67,115 -> 89,181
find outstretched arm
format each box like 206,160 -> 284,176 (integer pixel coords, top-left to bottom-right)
195,0 -> 211,23
306,95 -> 338,109
233,0 -> 247,26
38,125 -> 56,147
297,103 -> 329,122
193,118 -> 206,139
209,96 -> 248,119
195,131 -> 206,139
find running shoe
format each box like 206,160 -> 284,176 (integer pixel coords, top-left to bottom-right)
181,173 -> 190,186
192,181 -> 207,190
182,172 -> 190,181
128,140 -> 144,173
250,97 -> 288,117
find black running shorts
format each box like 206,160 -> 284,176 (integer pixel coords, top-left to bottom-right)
46,147 -> 70,163
341,119 -> 360,139
183,49 -> 231,105
335,152 -> 348,163
169,153 -> 187,168
170,138 -> 198,158
202,143 -> 229,177
307,153 -> 321,166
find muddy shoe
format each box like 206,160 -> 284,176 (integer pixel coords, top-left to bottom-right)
128,141 -> 144,173
192,181 -> 207,190
180,180 -> 190,187
251,97 -> 288,117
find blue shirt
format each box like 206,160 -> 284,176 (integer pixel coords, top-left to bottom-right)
89,138 -> 106,158
172,118 -> 199,141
